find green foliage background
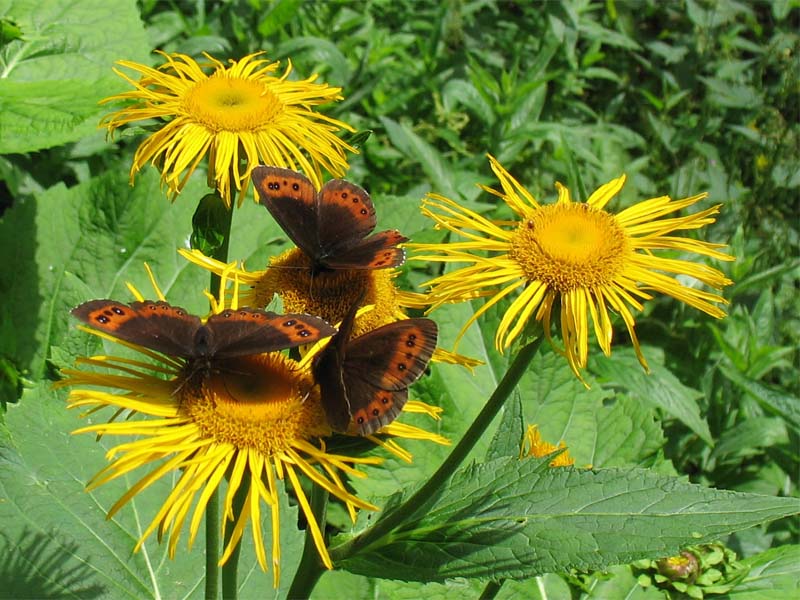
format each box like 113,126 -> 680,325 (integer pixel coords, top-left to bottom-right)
0,0 -> 798,598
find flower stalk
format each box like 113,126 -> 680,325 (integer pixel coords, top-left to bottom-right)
329,336 -> 543,563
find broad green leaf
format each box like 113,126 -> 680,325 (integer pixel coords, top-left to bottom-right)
727,544 -> 800,598
591,394 -> 666,468
0,0 -> 150,153
0,383 -> 302,598
0,169 -> 207,381
592,347 -> 713,445
337,456 -> 800,582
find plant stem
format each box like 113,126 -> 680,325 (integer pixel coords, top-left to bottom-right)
329,337 -> 542,562
199,190 -> 234,600
205,492 -> 220,600
221,476 -> 249,600
287,483 -> 330,599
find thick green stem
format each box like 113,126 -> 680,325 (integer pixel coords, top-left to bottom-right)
205,492 -> 220,600
198,190 -> 234,600
287,483 -> 329,599
221,476 -> 249,600
329,337 -> 542,562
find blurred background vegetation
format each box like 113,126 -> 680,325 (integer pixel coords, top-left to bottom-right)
1,0 -> 798,596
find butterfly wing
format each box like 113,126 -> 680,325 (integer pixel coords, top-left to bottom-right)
336,318 -> 437,435
341,377 -> 408,436
205,309 -> 336,359
253,166 -> 320,260
343,319 -> 438,390
313,299 -> 359,432
72,300 -> 201,358
316,179 -> 377,258
324,229 -> 408,270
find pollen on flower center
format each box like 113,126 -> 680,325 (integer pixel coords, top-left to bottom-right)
180,354 -> 328,455
184,76 -> 283,132
509,203 -> 629,292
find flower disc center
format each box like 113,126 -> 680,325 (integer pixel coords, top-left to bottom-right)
510,203 -> 629,292
184,76 -> 283,132
180,354 -> 327,455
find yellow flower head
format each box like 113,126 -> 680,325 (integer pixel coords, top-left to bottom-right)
521,425 -> 575,467
411,155 -> 734,378
59,267 -> 382,586
179,248 -> 481,369
100,51 -> 356,207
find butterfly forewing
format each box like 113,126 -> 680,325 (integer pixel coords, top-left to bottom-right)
316,179 -> 377,256
206,309 -> 336,359
253,166 -> 319,259
343,319 -> 438,390
72,300 -> 202,358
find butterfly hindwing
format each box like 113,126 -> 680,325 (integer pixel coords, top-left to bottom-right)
342,377 -> 408,436
325,230 -> 408,270
205,309 -> 336,358
252,166 -> 319,260
343,319 -> 438,390
71,300 -> 202,358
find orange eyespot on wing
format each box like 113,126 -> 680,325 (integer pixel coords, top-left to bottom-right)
204,309 -> 336,359
254,165 -> 407,272
345,319 -> 438,390
345,382 -> 408,436
313,306 -> 438,435
253,166 -> 318,258
71,299 -> 201,357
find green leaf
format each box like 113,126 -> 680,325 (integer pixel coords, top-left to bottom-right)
485,390 -> 524,460
728,545 -> 800,598
582,565 -> 665,599
0,168 -> 207,381
0,0 -> 150,153
719,364 -> 800,433
711,416 -> 789,460
337,457 -> 800,582
0,383 -> 302,598
592,347 -> 713,445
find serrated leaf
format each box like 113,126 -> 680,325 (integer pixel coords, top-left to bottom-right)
0,169 -> 207,380
337,457 -> 800,582
0,0 -> 150,153
486,390 -> 524,460
592,348 -> 713,445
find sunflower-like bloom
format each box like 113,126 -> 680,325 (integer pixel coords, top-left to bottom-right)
100,51 -> 356,207
411,155 -> 734,377
59,271 -> 393,586
179,247 -> 481,369
521,425 -> 575,467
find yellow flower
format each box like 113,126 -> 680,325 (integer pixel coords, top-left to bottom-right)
179,247 -> 482,370
59,268 -> 387,586
411,155 -> 734,378
521,425 -> 575,467
100,51 -> 356,207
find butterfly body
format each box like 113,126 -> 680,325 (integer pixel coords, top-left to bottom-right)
72,299 -> 336,361
253,166 -> 408,273
313,303 -> 438,436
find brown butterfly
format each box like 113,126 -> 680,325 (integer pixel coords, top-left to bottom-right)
313,302 -> 438,436
252,166 -> 408,273
72,299 -> 336,361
